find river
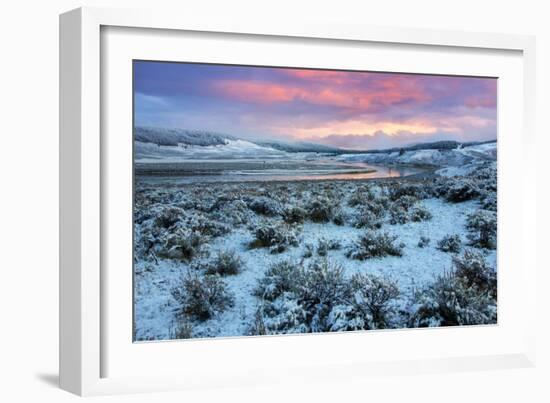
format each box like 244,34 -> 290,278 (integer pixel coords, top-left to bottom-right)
135,158 -> 427,185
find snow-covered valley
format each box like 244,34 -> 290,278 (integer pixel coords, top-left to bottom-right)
134,160 -> 498,341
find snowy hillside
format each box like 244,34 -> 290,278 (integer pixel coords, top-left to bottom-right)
338,141 -> 497,176
135,126 -> 339,161
135,126 -> 290,161
135,138 -> 289,162
135,126 -> 236,147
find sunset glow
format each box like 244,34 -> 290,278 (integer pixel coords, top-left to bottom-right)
134,61 -> 497,150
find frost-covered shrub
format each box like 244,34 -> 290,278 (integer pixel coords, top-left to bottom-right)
133,226 -> 159,261
252,295 -> 309,335
471,164 -> 497,180
186,214 -> 231,237
389,182 -> 433,201
300,260 -> 350,332
326,273 -> 400,331
332,208 -> 346,226
466,210 -> 497,249
388,197 -> 431,225
189,192 -> 218,213
418,236 -> 430,248
349,189 -> 388,215
282,206 -> 307,224
326,304 -> 366,332
366,198 -> 388,217
443,179 -> 481,203
453,250 -> 497,298
394,195 -> 419,210
389,204 -> 409,225
172,273 -> 234,321
254,260 -> 303,301
208,194 -> 233,212
468,164 -> 497,194
210,199 -> 251,225
134,207 -> 154,226
254,259 -> 349,333
306,197 -> 334,223
347,273 -> 399,329
354,208 -> 384,229
249,223 -> 300,254
248,196 -> 281,216
158,229 -> 205,261
409,205 -> 433,222
346,231 -> 404,260
254,259 -> 402,334
348,185 -> 376,207
316,238 -> 341,256
154,207 -> 184,229
349,190 -> 388,228
437,234 -> 462,253
409,273 -> 497,327
304,259 -> 347,300
409,248 -> 497,327
204,250 -> 243,276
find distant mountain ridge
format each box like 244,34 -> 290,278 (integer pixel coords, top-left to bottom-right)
135,126 -> 496,156
253,140 -> 340,153
346,139 -> 497,155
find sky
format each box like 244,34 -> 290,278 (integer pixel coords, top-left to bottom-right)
134,61 -> 497,150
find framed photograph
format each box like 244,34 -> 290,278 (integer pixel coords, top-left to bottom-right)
60,7 -> 537,396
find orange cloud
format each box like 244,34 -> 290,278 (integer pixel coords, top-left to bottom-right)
254,115 -> 440,141
290,119 -> 438,139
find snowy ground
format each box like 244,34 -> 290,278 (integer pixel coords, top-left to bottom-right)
134,165 -> 497,341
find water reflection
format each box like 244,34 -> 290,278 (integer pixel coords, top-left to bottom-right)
138,162 -> 425,185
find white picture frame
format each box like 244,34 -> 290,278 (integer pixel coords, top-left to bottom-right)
59,6 -> 537,396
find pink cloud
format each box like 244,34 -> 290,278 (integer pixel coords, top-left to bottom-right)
212,75 -> 429,110
211,79 -> 309,105
283,69 -> 359,84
